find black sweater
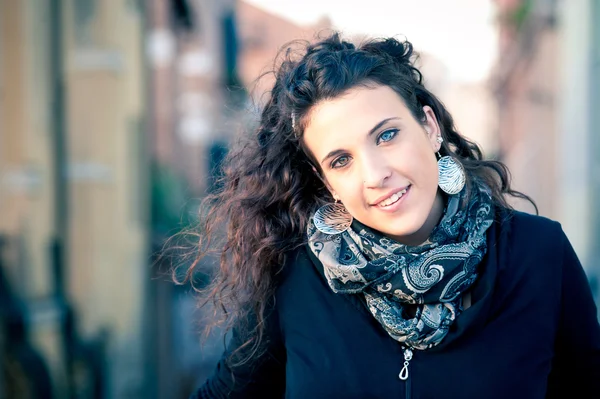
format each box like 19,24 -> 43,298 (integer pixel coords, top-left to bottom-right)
191,211 -> 600,398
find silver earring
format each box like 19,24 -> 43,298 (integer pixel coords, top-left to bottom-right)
313,200 -> 353,235
436,135 -> 465,194
438,156 -> 465,195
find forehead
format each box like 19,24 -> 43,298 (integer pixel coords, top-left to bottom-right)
303,85 -> 410,156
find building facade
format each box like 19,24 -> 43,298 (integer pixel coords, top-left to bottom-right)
1,0 -> 148,397
492,0 -> 600,301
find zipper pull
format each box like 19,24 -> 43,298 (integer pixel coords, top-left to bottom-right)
398,347 -> 413,380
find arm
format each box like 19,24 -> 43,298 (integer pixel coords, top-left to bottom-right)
546,228 -> 600,396
189,304 -> 286,399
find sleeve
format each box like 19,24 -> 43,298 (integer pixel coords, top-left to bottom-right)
546,227 -> 600,397
189,303 -> 286,399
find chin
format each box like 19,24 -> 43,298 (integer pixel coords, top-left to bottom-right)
382,226 -> 421,241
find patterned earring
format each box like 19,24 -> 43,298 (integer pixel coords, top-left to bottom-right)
313,198 -> 353,235
436,136 -> 465,195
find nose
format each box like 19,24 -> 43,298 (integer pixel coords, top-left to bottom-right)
361,152 -> 392,188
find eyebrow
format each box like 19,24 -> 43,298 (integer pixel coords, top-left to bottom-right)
320,117 -> 401,165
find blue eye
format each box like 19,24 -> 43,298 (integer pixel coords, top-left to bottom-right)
331,155 -> 350,169
377,129 -> 399,144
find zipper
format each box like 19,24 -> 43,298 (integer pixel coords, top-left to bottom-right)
399,346 -> 413,399
398,346 -> 412,380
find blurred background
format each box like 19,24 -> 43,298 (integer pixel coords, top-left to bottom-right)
0,0 -> 598,397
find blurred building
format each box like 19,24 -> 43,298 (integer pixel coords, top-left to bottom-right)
0,0 -> 242,397
1,0 -> 148,397
491,0 -> 600,300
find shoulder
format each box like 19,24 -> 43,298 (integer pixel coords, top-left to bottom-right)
273,245 -> 317,289
490,209 -> 574,273
502,209 -> 560,232
273,244 -> 332,308
487,210 -> 577,311
498,209 -> 566,247
276,245 -> 312,273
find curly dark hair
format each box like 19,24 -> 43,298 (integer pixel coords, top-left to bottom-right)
177,31 -> 536,366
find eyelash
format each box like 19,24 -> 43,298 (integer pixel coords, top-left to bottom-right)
331,155 -> 350,169
377,128 -> 399,144
330,128 -> 400,169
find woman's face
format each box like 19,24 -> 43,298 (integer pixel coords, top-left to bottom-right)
303,84 -> 444,245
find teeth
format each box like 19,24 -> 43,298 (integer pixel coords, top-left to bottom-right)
378,188 -> 407,207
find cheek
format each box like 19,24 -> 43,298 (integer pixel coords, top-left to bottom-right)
395,145 -> 438,183
424,156 -> 439,186
326,174 -> 363,204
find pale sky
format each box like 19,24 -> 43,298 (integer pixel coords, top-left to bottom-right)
244,0 -> 499,83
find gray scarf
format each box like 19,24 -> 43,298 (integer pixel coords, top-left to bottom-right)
307,182 -> 494,350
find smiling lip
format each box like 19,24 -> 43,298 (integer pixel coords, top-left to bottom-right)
373,185 -> 411,213
370,185 -> 411,207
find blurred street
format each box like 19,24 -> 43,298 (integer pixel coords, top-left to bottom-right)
1,0 -> 599,398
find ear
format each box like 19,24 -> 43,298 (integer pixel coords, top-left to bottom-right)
422,105 -> 442,152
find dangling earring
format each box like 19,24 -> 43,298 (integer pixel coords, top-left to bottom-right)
313,198 -> 353,235
436,136 -> 465,195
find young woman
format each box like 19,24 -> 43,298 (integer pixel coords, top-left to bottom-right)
185,32 -> 600,398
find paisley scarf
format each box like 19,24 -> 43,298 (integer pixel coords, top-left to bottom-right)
307,181 -> 494,350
